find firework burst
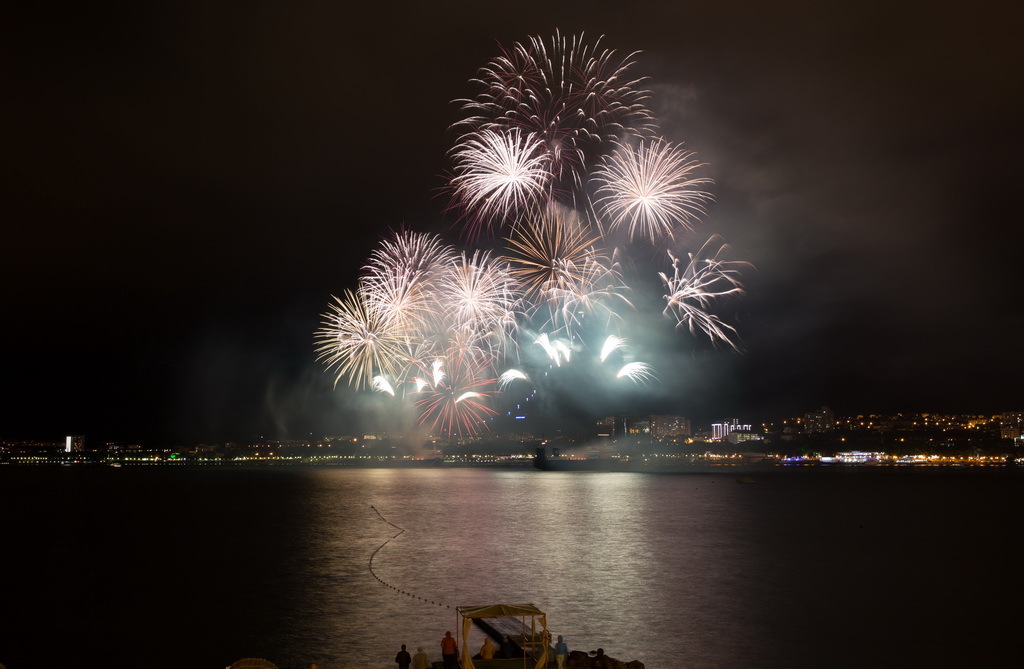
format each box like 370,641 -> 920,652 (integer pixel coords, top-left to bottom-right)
361,229 -> 455,335
593,138 -> 713,244
503,204 -> 603,301
433,250 -> 521,355
497,368 -> 529,390
372,375 -> 396,396
599,334 -> 627,362
314,289 -> 408,390
503,204 -> 630,339
453,30 -> 655,214
616,361 -> 656,384
414,352 -> 498,439
660,236 -> 748,349
316,31 -> 752,438
449,128 -> 553,237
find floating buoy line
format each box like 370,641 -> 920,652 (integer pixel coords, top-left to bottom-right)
369,505 -> 451,609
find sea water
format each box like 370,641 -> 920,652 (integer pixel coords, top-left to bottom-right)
2,465 -> 1021,668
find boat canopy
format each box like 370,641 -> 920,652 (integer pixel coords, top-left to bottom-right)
456,603 -> 548,669
457,603 -> 545,619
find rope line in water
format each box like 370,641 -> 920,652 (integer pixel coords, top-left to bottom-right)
369,505 -> 450,609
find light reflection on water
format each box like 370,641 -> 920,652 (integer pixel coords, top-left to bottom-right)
2,466 -> 1020,668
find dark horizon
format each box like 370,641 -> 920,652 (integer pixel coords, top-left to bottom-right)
4,1 -> 1022,447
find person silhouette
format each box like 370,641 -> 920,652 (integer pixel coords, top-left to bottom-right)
479,637 -> 495,660
441,631 -> 458,669
395,644 -> 411,669
555,635 -> 568,669
412,646 -> 430,669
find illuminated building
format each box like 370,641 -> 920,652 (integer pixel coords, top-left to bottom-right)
726,430 -> 763,445
1000,412 -> 1023,442
803,406 -> 835,433
593,415 -> 690,440
595,417 -> 616,439
649,415 -> 692,438
712,419 -> 750,440
624,417 -> 652,436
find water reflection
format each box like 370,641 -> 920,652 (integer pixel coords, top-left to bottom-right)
3,466 -> 1019,668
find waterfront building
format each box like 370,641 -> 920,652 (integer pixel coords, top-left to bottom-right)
712,419 -> 750,440
999,412 -> 1023,441
649,415 -> 692,438
595,417 -> 616,439
726,430 -> 763,445
803,406 -> 835,433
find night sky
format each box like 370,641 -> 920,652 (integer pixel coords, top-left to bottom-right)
5,1 -> 1022,445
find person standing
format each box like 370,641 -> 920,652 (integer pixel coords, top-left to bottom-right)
555,635 -> 568,669
590,648 -> 607,669
412,646 -> 430,669
395,644 -> 412,669
441,630 -> 458,669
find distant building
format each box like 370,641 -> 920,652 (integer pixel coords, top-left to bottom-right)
623,416 -> 651,436
649,415 -> 692,438
712,419 -> 750,440
1000,412 -> 1023,440
65,435 -> 84,453
726,430 -> 763,445
595,417 -> 617,439
804,406 -> 835,433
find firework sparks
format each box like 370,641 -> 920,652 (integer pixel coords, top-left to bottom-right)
314,289 -> 407,390
535,332 -> 576,367
547,249 -> 633,337
504,205 -> 631,339
616,361 -> 656,383
372,375 -> 395,396
503,204 -> 604,302
660,237 -> 748,349
315,31 -> 751,437
535,333 -> 559,365
414,352 -> 497,439
593,138 -> 713,244
435,249 -> 520,352
599,335 -> 627,362
453,30 -> 654,207
498,369 -> 529,389
361,229 -> 455,333
449,128 -> 553,237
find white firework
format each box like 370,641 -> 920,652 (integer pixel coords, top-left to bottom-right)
546,249 -> 633,338
361,229 -> 455,334
616,361 -> 656,383
498,369 -> 529,390
434,250 -> 520,352
431,359 -> 445,387
535,332 -> 571,366
594,138 -> 713,244
660,237 -> 747,349
314,289 -> 408,390
455,30 -> 655,192
449,128 -> 552,236
372,375 -> 395,396
599,335 -> 627,362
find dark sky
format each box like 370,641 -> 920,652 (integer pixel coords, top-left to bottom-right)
4,1 -> 1022,445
